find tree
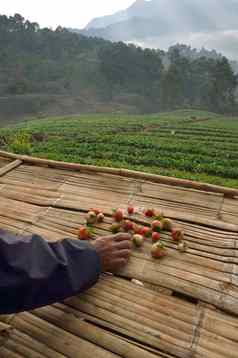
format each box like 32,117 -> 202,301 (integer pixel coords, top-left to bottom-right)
209,57 -> 237,112
0,13 -> 237,114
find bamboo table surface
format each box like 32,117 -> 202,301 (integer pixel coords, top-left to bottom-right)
0,153 -> 237,358
0,156 -> 11,168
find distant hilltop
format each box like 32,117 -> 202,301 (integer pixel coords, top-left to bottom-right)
70,0 -> 238,60
84,0 -> 238,35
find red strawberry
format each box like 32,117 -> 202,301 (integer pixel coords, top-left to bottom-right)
151,241 -> 167,259
171,228 -> 184,242
127,206 -> 134,215
151,220 -> 163,233
78,226 -> 92,240
152,232 -> 160,243
137,227 -> 144,235
110,223 -> 121,234
144,209 -> 155,217
112,209 -> 124,222
90,208 -> 101,215
122,220 -> 134,232
86,211 -> 97,224
97,213 -> 105,223
132,234 -> 144,247
141,227 -> 151,238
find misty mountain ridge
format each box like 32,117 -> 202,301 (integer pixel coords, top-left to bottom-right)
86,0 -> 238,31
76,0 -> 238,60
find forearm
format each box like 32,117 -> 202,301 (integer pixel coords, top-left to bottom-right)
0,229 -> 101,314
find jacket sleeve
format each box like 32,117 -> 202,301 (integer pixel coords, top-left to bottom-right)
0,229 -> 101,314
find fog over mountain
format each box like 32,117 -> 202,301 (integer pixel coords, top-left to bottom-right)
77,0 -> 238,60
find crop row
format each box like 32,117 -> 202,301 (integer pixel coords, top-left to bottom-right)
42,131 -> 238,156
38,139 -> 238,179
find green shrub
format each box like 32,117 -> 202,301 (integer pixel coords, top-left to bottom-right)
7,131 -> 32,155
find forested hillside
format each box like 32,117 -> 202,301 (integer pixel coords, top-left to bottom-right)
0,14 -> 237,117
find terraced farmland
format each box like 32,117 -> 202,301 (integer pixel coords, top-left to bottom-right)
1,110 -> 238,188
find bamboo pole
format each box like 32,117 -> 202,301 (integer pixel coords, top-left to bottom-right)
0,159 -> 22,177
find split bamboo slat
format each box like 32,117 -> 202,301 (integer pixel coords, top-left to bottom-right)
4,307 -> 167,358
0,152 -> 237,357
1,328 -> 72,357
221,196 -> 238,224
0,196 -> 46,235
7,313 -> 122,358
134,181 -> 224,219
64,276 -> 238,358
2,276 -> 238,358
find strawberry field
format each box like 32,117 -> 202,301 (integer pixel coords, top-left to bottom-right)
1,109 -> 238,188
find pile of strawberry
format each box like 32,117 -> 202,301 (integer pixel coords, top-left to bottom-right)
78,207 -> 187,259
78,209 -> 104,240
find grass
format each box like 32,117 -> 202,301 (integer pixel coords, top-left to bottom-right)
1,109 -> 238,188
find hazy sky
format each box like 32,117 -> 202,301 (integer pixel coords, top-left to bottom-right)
1,0 -> 238,59
0,0 -> 134,29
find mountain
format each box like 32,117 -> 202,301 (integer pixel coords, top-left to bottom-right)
85,0 -> 238,33
77,0 -> 238,60
85,0 -> 158,30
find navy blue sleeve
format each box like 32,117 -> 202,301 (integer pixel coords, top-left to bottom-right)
0,229 -> 101,314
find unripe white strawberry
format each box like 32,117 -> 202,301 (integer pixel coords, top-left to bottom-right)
177,241 -> 188,253
162,218 -> 174,231
86,211 -> 97,224
97,213 -> 105,223
132,234 -> 144,247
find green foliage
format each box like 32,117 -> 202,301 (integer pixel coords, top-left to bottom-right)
2,110 -> 237,188
6,130 -> 32,155
0,14 -> 237,114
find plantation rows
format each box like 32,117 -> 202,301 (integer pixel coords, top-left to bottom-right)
2,110 -> 238,188
36,133 -> 238,163
38,141 -> 237,178
102,135 -> 238,156
32,124 -> 238,146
